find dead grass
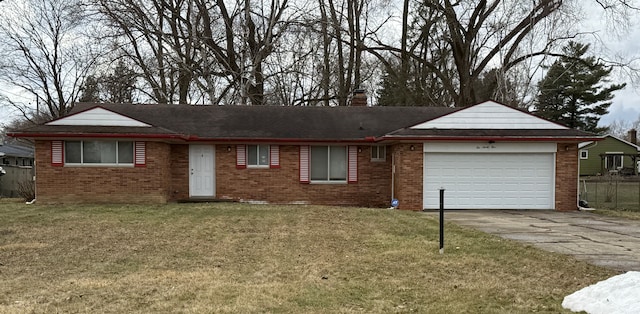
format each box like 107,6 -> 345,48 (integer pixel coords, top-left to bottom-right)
589,208 -> 640,220
0,200 -> 617,313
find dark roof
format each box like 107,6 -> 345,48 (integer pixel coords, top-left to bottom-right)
16,125 -> 181,137
0,143 -> 34,158
8,103 -> 598,142
91,104 -> 460,140
386,128 -> 593,139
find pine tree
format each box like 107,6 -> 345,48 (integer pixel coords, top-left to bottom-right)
535,41 -> 625,133
77,62 -> 137,104
78,76 -> 101,103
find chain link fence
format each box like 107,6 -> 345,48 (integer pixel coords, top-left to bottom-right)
580,176 -> 640,211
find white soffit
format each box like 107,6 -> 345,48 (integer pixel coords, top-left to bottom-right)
411,101 -> 568,130
46,107 -> 151,127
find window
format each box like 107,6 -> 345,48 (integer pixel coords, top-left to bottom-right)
247,144 -> 269,167
64,141 -> 134,165
311,146 -> 347,182
605,154 -> 623,170
579,150 -> 588,159
236,144 -> 279,169
371,145 -> 386,161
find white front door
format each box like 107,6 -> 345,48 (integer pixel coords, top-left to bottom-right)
189,145 -> 215,197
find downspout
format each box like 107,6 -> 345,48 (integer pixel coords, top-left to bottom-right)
26,159 -> 36,204
391,152 -> 395,202
578,141 -> 597,209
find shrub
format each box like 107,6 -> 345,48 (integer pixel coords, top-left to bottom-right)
17,179 -> 35,202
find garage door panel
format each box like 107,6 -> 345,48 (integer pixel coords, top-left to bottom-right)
424,153 -> 554,210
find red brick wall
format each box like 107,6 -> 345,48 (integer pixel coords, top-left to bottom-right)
34,141 -> 579,211
391,144 -> 423,210
215,145 -> 392,207
169,144 -> 189,200
556,143 -> 579,211
34,140 -> 171,204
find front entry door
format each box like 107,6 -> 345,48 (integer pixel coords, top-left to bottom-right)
189,145 -> 215,197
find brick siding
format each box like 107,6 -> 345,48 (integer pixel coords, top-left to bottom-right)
555,143 -> 579,211
169,144 -> 189,200
33,141 -> 579,211
215,145 -> 392,208
391,144 -> 423,210
35,140 -> 171,204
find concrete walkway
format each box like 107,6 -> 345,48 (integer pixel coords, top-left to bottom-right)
433,210 -> 640,272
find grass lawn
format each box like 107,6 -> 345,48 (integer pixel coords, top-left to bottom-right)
590,208 -> 640,220
0,199 -> 617,313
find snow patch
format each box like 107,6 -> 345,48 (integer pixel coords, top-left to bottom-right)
562,271 -> 640,314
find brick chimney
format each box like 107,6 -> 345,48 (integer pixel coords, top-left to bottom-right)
351,89 -> 367,107
629,129 -> 637,145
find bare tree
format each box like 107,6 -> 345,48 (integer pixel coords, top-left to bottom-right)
0,0 -> 100,120
95,0 -> 295,105
96,0 -> 192,104
371,0 -> 640,108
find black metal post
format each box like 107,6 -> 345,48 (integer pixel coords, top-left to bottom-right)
439,188 -> 445,254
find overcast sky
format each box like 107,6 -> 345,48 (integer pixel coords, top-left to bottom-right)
583,2 -> 640,128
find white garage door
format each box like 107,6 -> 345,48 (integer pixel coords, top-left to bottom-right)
423,153 -> 555,210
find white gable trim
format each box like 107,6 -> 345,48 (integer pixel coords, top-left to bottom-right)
46,107 -> 151,127
411,101 -> 567,130
578,141 -> 595,149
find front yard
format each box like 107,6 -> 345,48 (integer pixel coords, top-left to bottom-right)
0,200 -> 616,313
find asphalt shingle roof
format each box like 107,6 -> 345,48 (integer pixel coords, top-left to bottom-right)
9,103 -> 598,142
88,104 -> 458,140
0,144 -> 34,158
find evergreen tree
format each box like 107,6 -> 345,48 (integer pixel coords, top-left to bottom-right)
102,62 -> 136,104
535,42 -> 625,133
377,64 -> 453,107
78,75 -> 101,103
77,62 -> 137,104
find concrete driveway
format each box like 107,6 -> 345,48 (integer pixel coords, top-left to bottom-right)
434,210 -> 640,271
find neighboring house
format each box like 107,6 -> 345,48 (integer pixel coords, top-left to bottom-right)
579,134 -> 640,176
0,141 -> 35,197
8,100 -> 597,211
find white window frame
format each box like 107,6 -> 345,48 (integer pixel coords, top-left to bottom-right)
579,150 -> 588,159
64,140 -> 134,167
247,144 -> 270,168
605,152 -> 623,170
310,145 -> 347,183
371,145 -> 386,161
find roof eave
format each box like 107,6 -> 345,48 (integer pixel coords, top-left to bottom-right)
7,132 -> 189,141
378,135 -> 602,142
183,136 -> 379,143
7,132 -> 381,144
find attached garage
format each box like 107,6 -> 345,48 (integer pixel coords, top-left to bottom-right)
423,142 -> 556,210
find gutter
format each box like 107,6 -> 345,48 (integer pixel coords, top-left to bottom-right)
8,132 -> 601,144
376,136 -> 604,142
184,135 -> 379,143
7,132 -> 383,145
7,132 -> 191,141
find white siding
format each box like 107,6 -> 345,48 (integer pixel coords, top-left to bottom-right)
423,142 -> 557,153
47,108 -> 151,127
411,101 -> 567,130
